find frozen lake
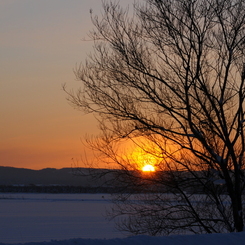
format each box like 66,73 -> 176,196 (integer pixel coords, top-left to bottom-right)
1,193 -> 245,245
0,193 -> 126,243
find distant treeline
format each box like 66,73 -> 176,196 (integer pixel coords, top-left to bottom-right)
0,184 -> 169,194
0,185 -> 118,193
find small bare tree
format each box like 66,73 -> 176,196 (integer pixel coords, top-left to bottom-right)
65,0 -> 245,235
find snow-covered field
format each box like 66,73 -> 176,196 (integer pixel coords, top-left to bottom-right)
0,193 -> 244,245
0,193 -> 125,243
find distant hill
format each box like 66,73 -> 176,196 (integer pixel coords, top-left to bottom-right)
0,166 -> 110,187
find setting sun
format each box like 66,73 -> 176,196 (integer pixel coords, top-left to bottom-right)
142,164 -> 155,172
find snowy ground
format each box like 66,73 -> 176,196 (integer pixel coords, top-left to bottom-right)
0,193 -> 244,245
0,193 -> 125,243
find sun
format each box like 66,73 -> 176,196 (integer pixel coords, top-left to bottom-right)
142,164 -> 155,172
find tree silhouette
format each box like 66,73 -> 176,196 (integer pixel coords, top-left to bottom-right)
65,0 -> 245,234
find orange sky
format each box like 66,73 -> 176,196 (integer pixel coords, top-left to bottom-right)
0,0 -> 133,170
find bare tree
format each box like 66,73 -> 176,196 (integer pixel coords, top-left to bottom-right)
65,0 -> 245,235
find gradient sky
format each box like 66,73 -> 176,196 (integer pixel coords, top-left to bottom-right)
0,0 -> 133,170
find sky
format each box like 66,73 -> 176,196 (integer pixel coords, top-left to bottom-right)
0,0 -> 133,170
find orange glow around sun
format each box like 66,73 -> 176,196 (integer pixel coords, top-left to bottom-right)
126,143 -> 162,172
